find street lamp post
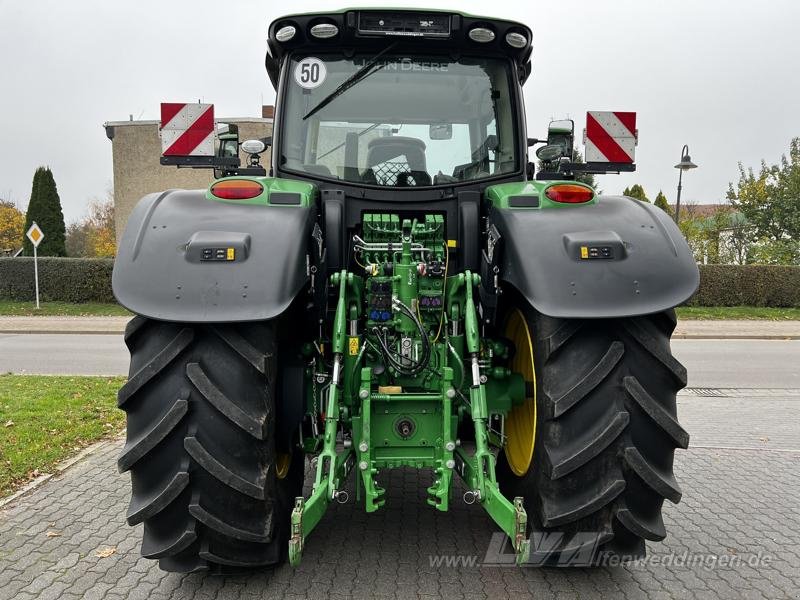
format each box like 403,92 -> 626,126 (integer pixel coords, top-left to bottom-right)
674,144 -> 698,224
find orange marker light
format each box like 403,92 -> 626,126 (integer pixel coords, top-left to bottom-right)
545,184 -> 594,204
210,179 -> 264,200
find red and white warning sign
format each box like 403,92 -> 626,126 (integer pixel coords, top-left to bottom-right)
160,103 -> 215,156
584,111 -> 637,163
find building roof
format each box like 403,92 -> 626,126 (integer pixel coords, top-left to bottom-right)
671,203 -> 736,217
103,116 -> 273,128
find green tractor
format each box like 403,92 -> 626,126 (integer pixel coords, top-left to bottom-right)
113,9 -> 698,572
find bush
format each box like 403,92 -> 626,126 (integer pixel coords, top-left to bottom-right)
690,265 -> 800,307
0,257 -> 115,303
1,259 -> 798,308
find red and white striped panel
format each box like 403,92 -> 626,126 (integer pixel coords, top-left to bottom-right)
585,111 -> 637,163
160,103 -> 215,156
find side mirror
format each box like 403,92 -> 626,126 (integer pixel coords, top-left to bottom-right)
429,123 -> 453,140
216,123 -> 240,158
548,119 -> 574,135
217,139 -> 238,159
546,119 -> 575,160
536,144 -> 565,162
215,123 -> 241,178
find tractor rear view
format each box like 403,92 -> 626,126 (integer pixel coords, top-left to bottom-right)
112,8 -> 698,573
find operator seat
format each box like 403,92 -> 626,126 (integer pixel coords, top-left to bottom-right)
362,136 -> 431,186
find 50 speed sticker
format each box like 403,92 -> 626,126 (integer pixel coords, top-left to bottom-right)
294,57 -> 327,89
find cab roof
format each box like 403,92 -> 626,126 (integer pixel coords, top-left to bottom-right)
265,8 -> 533,88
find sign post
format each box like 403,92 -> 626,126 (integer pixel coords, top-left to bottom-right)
26,222 -> 44,310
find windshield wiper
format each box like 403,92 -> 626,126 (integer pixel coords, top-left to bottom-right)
302,42 -> 398,121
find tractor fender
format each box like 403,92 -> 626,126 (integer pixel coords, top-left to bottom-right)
113,189 -> 314,322
491,195 -> 699,318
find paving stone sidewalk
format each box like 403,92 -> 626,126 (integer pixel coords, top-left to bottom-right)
1,392 -> 799,599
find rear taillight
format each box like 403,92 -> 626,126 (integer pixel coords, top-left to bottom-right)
545,184 -> 594,204
210,179 -> 264,200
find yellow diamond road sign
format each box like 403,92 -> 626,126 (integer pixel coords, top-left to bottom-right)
26,223 -> 44,247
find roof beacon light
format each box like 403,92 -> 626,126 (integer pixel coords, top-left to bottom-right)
505,32 -> 527,48
545,184 -> 594,204
468,27 -> 495,43
275,25 -> 297,42
310,23 -> 339,39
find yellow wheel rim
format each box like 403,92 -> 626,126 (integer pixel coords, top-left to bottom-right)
276,452 -> 291,480
504,308 -> 537,476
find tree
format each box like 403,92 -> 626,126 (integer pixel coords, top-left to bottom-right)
727,137 -> 800,265
571,149 -> 597,189
65,221 -> 92,257
718,211 -> 751,265
86,197 -> 116,257
0,200 -> 25,253
66,194 -> 116,258
22,167 -> 67,256
622,184 -> 650,202
653,190 -> 672,216
678,212 -> 705,262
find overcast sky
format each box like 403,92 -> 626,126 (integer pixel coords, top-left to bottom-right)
1,0 -> 798,223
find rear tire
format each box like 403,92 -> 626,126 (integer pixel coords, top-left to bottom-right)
117,317 -> 304,572
497,307 -> 689,565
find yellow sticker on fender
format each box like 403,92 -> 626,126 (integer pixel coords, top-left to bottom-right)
348,337 -> 359,356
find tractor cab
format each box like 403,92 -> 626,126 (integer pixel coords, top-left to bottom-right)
264,10 -> 532,194
274,52 -> 519,188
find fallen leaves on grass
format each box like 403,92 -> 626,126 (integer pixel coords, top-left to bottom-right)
0,374 -> 126,497
95,546 -> 117,558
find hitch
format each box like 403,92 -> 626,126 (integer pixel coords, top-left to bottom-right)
289,270 -> 357,565
292,249 -> 531,567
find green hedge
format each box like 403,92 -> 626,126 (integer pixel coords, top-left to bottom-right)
1,258 -> 798,308
690,265 -> 800,307
0,258 -> 115,303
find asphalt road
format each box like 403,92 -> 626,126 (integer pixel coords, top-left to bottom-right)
673,339 -> 800,388
1,333 -> 799,388
0,333 -> 130,377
